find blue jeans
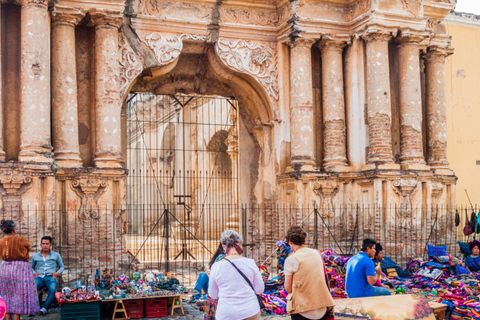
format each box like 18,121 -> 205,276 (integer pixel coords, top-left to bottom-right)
372,286 -> 391,296
193,272 -> 209,298
35,276 -> 57,311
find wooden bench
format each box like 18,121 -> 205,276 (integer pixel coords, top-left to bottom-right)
428,301 -> 447,320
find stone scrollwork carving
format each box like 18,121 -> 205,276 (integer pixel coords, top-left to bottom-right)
71,178 -> 108,220
119,36 -> 144,99
393,179 -> 418,219
216,39 -> 279,101
313,181 -> 339,218
220,7 -> 279,26
401,0 -> 421,16
0,171 -> 33,216
144,33 -> 183,67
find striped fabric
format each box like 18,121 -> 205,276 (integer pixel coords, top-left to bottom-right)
0,260 -> 40,315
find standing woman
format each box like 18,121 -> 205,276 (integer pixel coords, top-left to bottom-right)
208,230 -> 264,320
0,220 -> 40,319
284,226 -> 334,320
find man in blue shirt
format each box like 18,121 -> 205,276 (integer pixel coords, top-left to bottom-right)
31,236 -> 65,315
345,239 -> 391,298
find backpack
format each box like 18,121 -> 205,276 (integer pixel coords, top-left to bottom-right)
464,209 -> 473,236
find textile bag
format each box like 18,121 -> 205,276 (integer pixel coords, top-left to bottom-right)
455,210 -> 460,227
320,253 -> 335,320
464,209 -> 473,236
224,258 -> 265,309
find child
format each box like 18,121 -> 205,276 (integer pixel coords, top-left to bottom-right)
465,240 -> 480,272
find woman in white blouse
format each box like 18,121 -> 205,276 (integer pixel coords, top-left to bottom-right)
208,230 -> 265,320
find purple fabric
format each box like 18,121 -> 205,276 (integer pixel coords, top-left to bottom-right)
0,260 -> 40,315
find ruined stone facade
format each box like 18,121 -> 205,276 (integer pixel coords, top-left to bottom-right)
0,0 -> 457,273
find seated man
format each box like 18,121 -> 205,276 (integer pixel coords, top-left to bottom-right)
31,236 -> 65,316
346,239 -> 391,298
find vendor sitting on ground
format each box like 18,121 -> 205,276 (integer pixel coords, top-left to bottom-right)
346,239 -> 391,298
465,240 -> 480,273
373,243 -> 411,278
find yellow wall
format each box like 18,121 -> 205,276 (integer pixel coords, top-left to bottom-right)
445,19 -> 480,205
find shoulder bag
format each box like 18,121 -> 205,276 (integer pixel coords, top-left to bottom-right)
224,258 -> 265,309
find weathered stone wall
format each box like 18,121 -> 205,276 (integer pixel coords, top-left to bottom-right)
0,0 -> 458,280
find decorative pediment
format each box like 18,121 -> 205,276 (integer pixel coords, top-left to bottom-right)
313,181 -> 339,218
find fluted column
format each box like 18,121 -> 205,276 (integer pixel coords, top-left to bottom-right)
289,38 -> 316,171
424,46 -> 452,167
52,11 -> 83,168
19,0 -> 53,163
92,15 -> 123,168
397,35 -> 426,167
363,32 -> 394,165
319,39 -> 348,171
0,5 -> 4,162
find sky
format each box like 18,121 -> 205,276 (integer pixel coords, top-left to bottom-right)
455,0 -> 480,15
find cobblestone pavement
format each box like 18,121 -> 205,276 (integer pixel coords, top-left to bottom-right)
22,299 -> 290,320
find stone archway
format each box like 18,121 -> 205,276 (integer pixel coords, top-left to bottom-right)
121,38 -> 277,205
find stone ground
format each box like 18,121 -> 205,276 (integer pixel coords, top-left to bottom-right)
21,298 -> 289,320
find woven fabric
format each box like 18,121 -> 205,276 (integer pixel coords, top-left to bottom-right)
0,260 -> 40,315
427,244 -> 448,258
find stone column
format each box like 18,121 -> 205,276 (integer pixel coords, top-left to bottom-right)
51,11 -> 82,168
397,35 -> 426,167
289,38 -> 316,171
319,39 -> 348,171
19,0 -> 53,163
92,15 -> 123,168
424,46 -> 452,167
363,33 -> 394,165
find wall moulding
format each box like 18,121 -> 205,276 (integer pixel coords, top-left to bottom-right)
215,39 -> 279,103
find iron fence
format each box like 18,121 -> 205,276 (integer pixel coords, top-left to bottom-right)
0,203 -> 470,288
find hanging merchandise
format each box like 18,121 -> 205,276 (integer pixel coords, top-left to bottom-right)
456,210 -> 461,227
470,211 -> 477,234
475,211 -> 480,234
464,209 -> 473,236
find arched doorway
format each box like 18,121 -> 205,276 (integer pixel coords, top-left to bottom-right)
125,93 -> 241,269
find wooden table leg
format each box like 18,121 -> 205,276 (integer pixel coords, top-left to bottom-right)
112,300 -> 129,320
170,296 -> 185,316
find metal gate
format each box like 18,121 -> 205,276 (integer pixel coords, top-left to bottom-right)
125,93 -> 240,278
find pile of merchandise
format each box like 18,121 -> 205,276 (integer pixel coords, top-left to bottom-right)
258,244 -> 480,319
59,269 -> 189,302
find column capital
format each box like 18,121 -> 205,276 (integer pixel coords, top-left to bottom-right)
423,45 -> 454,63
288,37 -> 316,49
318,38 -> 348,53
20,0 -> 49,7
361,31 -> 393,43
395,30 -> 429,45
51,7 -> 84,27
88,9 -> 123,29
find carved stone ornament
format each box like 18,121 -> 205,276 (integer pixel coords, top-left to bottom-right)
216,39 -> 279,101
313,181 -> 339,218
219,6 -> 279,26
119,35 -> 143,99
0,171 -> 33,215
401,0 -> 421,16
431,182 -> 444,206
393,179 -> 418,219
71,178 -> 108,220
144,33 -> 183,67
